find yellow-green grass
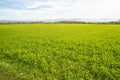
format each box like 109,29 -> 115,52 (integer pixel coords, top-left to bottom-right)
0,24 -> 120,80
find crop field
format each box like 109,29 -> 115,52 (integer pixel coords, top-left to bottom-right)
0,24 -> 120,80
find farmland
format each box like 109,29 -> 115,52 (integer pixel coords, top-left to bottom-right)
0,24 -> 120,80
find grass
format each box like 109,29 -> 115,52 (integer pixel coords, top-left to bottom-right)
0,24 -> 120,80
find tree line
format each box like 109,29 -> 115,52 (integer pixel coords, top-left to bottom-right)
0,20 -> 120,24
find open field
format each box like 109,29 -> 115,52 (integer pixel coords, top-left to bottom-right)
0,24 -> 120,80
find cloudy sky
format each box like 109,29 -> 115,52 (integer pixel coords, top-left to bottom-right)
0,0 -> 120,21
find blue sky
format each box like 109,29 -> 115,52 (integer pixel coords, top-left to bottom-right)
0,0 -> 120,21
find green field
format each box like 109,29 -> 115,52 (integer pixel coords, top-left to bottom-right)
0,24 -> 120,80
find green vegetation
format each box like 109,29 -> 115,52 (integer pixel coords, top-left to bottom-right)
0,24 -> 120,80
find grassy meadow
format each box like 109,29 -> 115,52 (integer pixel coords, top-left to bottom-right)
0,24 -> 120,80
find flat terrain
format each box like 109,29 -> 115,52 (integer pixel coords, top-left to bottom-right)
0,24 -> 120,80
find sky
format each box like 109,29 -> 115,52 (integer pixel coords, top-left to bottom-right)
0,0 -> 120,21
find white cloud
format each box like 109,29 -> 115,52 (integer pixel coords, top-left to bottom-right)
0,0 -> 120,20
